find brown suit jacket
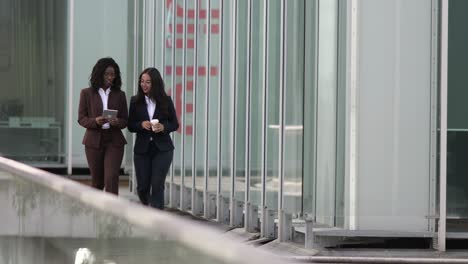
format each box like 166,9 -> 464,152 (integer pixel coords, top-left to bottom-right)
78,87 -> 128,148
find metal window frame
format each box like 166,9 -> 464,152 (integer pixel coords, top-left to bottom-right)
169,0 -> 177,208
131,0 -> 142,194
428,0 -> 439,237
66,0 -> 75,176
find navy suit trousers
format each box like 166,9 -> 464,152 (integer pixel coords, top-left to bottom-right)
133,141 -> 173,209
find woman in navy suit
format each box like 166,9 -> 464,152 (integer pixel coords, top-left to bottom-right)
128,68 -> 179,209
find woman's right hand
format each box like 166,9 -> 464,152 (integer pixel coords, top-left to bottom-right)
141,121 -> 152,130
95,116 -> 107,126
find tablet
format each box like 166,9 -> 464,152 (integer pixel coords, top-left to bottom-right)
103,109 -> 118,119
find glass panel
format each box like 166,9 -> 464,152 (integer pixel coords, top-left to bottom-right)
183,0 -> 196,209
447,0 -> 468,227
164,0 -> 175,199
0,0 -> 67,166
249,0 -> 265,208
220,0 -> 233,201
235,0 -> 248,202
265,0 -> 281,211
302,0 -> 317,218
208,0 -> 222,195
195,0 -> 209,193
283,0 -> 304,215
314,0 -> 338,226
172,0 -> 184,193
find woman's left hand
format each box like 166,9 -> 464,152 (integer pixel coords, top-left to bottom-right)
109,118 -> 119,126
154,123 -> 165,133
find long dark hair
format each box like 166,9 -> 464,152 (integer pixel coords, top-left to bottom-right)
89,57 -> 122,91
136,68 -> 169,116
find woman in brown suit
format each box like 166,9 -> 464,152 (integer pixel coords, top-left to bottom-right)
78,57 -> 128,195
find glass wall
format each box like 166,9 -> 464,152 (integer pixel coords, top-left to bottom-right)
138,0 -> 339,234
6,0 -> 463,248
0,0 -> 67,166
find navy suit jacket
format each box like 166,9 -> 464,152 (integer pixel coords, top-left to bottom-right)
128,96 -> 179,154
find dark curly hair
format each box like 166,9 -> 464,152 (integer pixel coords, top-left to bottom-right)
89,57 -> 122,91
136,67 -> 169,117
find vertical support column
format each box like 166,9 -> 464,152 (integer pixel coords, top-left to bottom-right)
347,0 -> 359,230
438,0 -> 448,252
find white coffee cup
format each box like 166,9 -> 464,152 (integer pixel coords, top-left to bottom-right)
150,119 -> 159,131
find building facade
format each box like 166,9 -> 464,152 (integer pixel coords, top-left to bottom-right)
0,0 -> 465,250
